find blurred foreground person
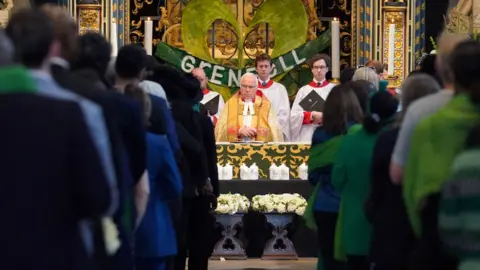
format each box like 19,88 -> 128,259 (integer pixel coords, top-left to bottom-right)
0,29 -> 111,270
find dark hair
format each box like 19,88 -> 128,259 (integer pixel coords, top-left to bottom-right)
363,91 -> 399,134
255,53 -> 272,67
348,80 -> 376,114
449,40 -> 480,104
309,53 -> 331,68
73,32 -> 111,78
40,4 -> 78,63
115,45 -> 148,79
323,85 -> 364,135
340,68 -> 356,84
6,9 -> 54,68
419,54 -> 437,77
466,125 -> 480,148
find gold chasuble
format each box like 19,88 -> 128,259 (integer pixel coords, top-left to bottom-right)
215,90 -> 283,142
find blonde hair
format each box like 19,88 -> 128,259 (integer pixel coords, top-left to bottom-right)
40,4 -> 78,62
435,33 -> 469,84
352,67 -> 379,90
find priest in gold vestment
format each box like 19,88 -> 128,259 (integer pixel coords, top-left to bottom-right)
215,73 -> 283,142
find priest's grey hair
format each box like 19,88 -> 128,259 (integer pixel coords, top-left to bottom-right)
240,72 -> 257,83
0,30 -> 14,67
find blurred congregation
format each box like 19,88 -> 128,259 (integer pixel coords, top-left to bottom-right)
1,4 -> 480,270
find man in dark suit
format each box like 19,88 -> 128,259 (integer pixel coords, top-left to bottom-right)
40,5 -> 147,270
0,33 -> 111,269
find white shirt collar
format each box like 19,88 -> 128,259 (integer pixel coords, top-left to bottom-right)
49,57 -> 70,69
313,78 -> 325,84
258,77 -> 271,85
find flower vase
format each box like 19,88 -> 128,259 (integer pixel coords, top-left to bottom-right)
261,213 -> 298,260
211,213 -> 247,260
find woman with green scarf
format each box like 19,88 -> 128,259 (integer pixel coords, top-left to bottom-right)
332,91 -> 398,270
403,40 -> 480,270
305,84 -> 363,270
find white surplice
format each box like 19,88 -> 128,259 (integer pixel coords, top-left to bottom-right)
290,80 -> 335,142
258,78 -> 291,141
200,89 -> 225,125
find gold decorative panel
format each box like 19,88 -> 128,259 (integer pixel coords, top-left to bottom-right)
77,5 -> 102,34
383,6 -> 406,88
216,143 -> 310,179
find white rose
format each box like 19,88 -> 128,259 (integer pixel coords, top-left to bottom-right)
277,203 -> 286,213
295,206 -> 306,215
287,204 -> 297,213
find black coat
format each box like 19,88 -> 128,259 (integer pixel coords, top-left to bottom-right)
368,128 -> 415,265
0,93 -> 111,270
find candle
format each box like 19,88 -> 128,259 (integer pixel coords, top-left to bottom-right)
144,17 -> 153,55
331,18 -> 340,79
110,19 -> 118,57
388,20 -> 395,75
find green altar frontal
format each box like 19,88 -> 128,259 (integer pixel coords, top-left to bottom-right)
216,143 -> 310,179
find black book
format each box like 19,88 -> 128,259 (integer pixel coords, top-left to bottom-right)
298,90 -> 325,112
201,94 -> 220,115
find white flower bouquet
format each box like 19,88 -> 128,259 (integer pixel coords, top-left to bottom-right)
215,193 -> 250,214
251,193 -> 307,215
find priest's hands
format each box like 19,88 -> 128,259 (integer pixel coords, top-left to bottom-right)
311,111 -> 323,124
239,126 -> 257,137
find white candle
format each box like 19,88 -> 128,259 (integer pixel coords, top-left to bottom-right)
144,17 -> 153,55
110,19 -> 118,57
388,21 -> 395,75
331,18 -> 340,79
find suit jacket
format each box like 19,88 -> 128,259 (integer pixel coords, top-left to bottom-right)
0,93 -> 111,270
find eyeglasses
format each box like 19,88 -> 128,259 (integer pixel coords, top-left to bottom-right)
241,85 -> 257,89
312,65 -> 327,70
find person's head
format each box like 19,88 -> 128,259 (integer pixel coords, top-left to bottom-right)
382,63 -> 388,78
144,55 -> 159,79
348,80 -> 377,114
352,67 -> 379,90
400,74 -> 441,120
124,84 -> 151,127
0,30 -> 14,67
40,4 -> 78,63
322,84 -> 364,135
449,40 -> 480,103
309,54 -> 330,81
365,60 -> 384,78
73,32 -> 111,78
183,72 -> 203,105
340,67 -> 356,84
239,72 -> 257,100
436,32 -> 469,87
192,67 -> 208,89
5,8 -> 56,69
255,53 -> 273,81
363,91 -> 399,134
115,45 -> 148,81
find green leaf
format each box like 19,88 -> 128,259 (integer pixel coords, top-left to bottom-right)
181,0 -> 241,63
246,0 -> 308,58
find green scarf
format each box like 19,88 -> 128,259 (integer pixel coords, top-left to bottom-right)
403,93 -> 480,236
308,135 -> 344,173
0,66 -> 36,94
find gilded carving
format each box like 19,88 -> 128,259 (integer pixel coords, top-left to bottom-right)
216,144 -> 310,179
383,9 -> 405,87
132,0 -> 153,15
78,8 -> 100,34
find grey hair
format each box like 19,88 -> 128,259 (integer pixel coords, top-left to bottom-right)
240,72 -> 257,83
352,67 -> 379,90
400,73 -> 441,120
0,30 -> 14,67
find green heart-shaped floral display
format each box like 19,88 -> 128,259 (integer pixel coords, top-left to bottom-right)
181,0 -> 309,67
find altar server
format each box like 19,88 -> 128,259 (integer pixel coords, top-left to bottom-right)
192,67 -> 224,126
290,54 -> 336,142
215,72 -> 283,142
255,53 -> 291,140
